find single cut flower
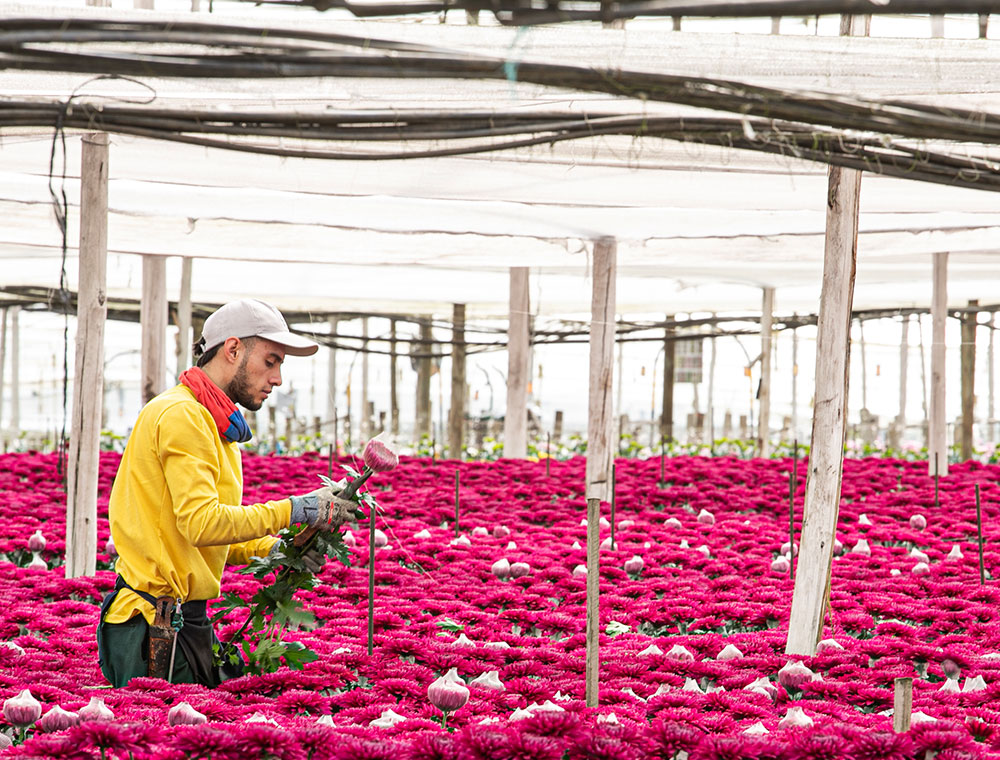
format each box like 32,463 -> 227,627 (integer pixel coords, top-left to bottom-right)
428,669 -> 470,722
491,558 -> 510,579
363,433 -> 399,473
624,555 -> 644,575
778,661 -> 819,690
509,562 -> 530,578
910,514 -> 927,530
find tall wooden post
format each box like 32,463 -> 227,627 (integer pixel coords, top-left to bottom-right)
361,317 -> 370,441
415,319 -> 433,440
9,306 -> 19,433
0,307 -> 6,435
389,319 -> 399,436
961,300 -> 978,461
661,318 -> 675,442
66,133 -> 108,578
504,268 -> 530,458
989,313 -> 996,444
859,319 -> 868,411
895,315 -> 909,446
586,237 -> 616,708
786,80 -> 861,655
140,256 -> 167,405
326,317 -> 338,438
176,257 -> 193,375
448,304 -> 467,459
707,318 -> 717,446
929,254 -> 949,477
758,288 -> 775,457
791,316 -> 799,439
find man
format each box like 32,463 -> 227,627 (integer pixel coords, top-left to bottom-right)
98,298 -> 349,687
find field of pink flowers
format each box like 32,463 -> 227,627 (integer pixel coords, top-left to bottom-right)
2,450 -> 1000,759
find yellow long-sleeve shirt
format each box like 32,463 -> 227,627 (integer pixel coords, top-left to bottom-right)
106,383 -> 290,624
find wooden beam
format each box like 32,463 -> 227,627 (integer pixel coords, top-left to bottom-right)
504,268 -> 530,458
929,253 -> 948,477
176,257 -> 193,375
415,319 -> 433,440
989,313 -> 996,443
786,152 -> 860,657
961,300 -> 978,461
448,304 -> 467,459
140,256 -> 167,405
326,317 -> 338,438
707,317 -> 717,446
585,237 -> 616,709
661,319 -> 675,442
66,133 -> 108,579
893,677 -> 913,733
791,316 -> 799,438
758,287 -> 774,457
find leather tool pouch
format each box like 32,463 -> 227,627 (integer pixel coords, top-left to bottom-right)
148,596 -> 177,680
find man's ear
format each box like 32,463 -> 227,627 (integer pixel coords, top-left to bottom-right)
222,337 -> 242,365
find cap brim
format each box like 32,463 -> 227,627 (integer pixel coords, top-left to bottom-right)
257,330 -> 320,357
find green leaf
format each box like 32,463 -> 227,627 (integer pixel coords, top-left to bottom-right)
605,621 -> 631,638
341,464 -> 361,478
435,617 -> 464,633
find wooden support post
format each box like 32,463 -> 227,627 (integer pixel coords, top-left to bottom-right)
989,313 -> 996,444
0,307 -> 6,435
893,677 -> 913,733
553,410 -> 563,441
979,13 -> 990,38
707,315 -> 717,448
9,306 -> 18,433
919,315 -> 929,446
785,114 -> 860,656
360,317 -> 370,441
930,254 -> 949,477
389,319 -> 399,436
326,318 -> 338,439
134,0 -> 155,8
976,484 -> 986,584
859,319 -> 868,411
66,133 -> 108,579
587,238 -> 616,503
661,318 -> 675,442
176,258 -> 193,375
585,496 -> 601,707
585,237 -> 615,706
140,256 -> 167,405
758,287 -> 775,457
791,317 -> 799,439
961,300 -> 978,461
892,315 -> 909,448
449,304 -> 467,459
415,319 -> 433,440
930,14 -> 945,37
505,268 -> 530,458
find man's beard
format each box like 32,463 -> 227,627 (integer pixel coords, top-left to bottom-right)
227,356 -> 262,411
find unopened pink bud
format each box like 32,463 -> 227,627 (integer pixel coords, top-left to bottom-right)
39,706 -> 79,733
427,671 -> 470,713
28,529 -> 46,553
509,562 -> 530,579
3,689 -> 41,727
362,434 -> 399,473
491,558 -> 510,579
104,537 -> 117,557
492,525 -> 510,539
697,509 -> 715,526
624,555 -> 644,575
909,514 -> 927,531
777,661 -> 818,691
78,696 -> 114,722
168,701 -> 207,726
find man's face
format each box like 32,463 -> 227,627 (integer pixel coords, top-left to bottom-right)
227,338 -> 285,411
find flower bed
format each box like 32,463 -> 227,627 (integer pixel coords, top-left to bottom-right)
2,451 -> 1000,758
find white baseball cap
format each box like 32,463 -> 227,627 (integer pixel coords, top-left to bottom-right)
200,299 -> 319,357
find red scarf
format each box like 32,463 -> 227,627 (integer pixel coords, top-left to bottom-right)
179,367 -> 253,443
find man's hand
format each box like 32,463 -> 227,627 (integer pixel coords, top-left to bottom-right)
290,487 -> 359,532
265,542 -> 325,573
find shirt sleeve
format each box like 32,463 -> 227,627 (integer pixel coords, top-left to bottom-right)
158,402 -> 291,546
227,535 -> 281,565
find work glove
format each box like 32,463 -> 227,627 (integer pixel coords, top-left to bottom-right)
289,487 -> 359,532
